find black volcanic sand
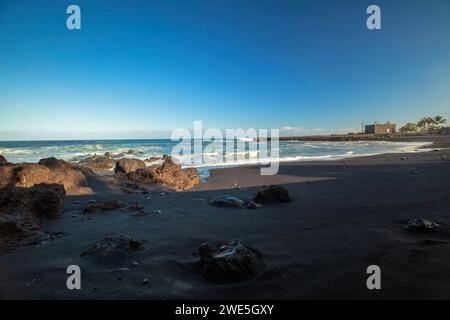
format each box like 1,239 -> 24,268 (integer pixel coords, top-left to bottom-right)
1,138 -> 450,299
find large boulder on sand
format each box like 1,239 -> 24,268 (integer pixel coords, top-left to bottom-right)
154,156 -> 201,191
115,158 -> 146,174
0,183 -> 66,254
0,157 -> 90,195
126,155 -> 200,191
254,185 -> 291,204
199,240 -> 259,281
0,183 -> 66,219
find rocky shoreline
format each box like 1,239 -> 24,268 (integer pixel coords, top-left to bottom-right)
0,153 -> 203,255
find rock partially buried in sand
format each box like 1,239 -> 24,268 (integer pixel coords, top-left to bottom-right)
84,200 -> 126,214
80,235 -> 144,259
209,195 -> 244,208
254,185 -> 291,204
115,158 -> 147,174
404,218 -> 440,232
199,240 -> 258,281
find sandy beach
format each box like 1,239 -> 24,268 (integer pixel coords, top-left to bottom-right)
0,136 -> 449,299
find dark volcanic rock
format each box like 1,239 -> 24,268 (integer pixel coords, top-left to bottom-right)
78,154 -> 116,171
147,155 -> 200,191
125,149 -> 143,155
0,155 -> 10,165
80,235 -> 144,259
27,184 -> 66,219
115,158 -> 146,174
145,157 -> 163,162
199,240 -> 258,281
0,183 -> 66,219
254,185 -> 291,204
84,200 -> 126,214
404,218 -> 440,232
126,155 -> 200,191
209,195 -> 244,208
126,167 -> 154,184
0,213 -> 38,254
0,184 -> 66,254
113,150 -> 144,159
0,157 -> 89,195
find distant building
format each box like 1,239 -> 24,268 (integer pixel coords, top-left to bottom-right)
442,127 -> 450,135
365,123 -> 396,134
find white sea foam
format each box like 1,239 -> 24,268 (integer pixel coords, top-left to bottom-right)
0,140 -> 433,172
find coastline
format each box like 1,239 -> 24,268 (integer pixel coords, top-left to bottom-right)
0,136 -> 450,299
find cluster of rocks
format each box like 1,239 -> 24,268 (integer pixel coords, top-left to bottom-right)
76,150 -> 149,171
199,240 -> 259,281
75,151 -> 201,191
0,155 -> 94,253
0,183 -> 66,254
116,155 -> 201,191
209,185 -> 291,209
0,156 -> 91,195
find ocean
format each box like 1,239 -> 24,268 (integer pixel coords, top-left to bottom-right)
0,139 -> 431,177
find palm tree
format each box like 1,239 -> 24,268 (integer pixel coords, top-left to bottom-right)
418,117 -> 434,130
433,115 -> 447,127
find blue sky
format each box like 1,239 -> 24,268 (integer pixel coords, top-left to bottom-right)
0,0 -> 449,140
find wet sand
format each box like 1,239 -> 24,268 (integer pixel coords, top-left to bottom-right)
1,137 -> 450,299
